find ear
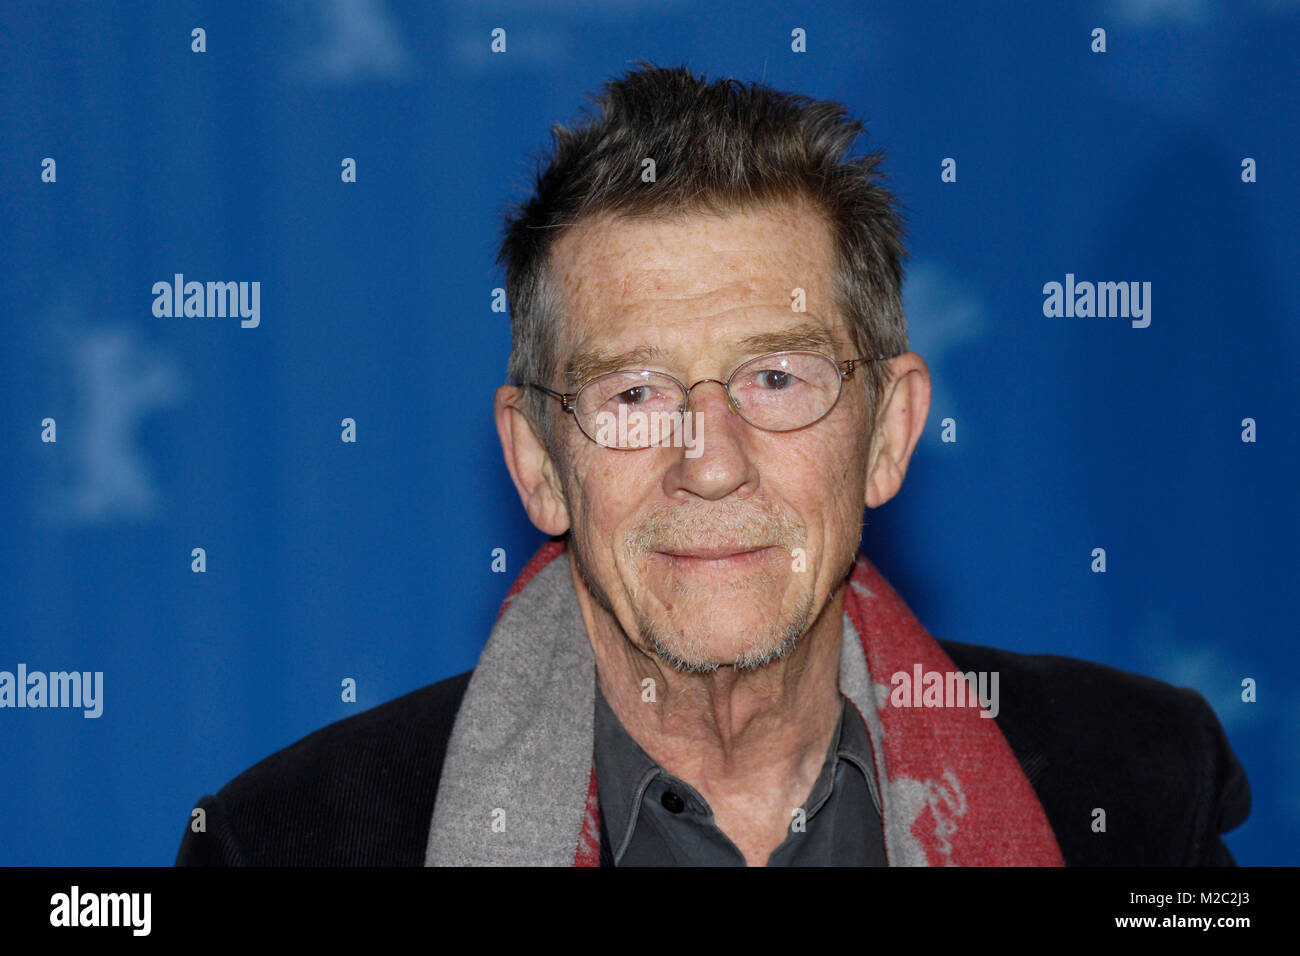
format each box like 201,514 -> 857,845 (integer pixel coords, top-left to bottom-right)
494,385 -> 571,535
864,352 -> 931,509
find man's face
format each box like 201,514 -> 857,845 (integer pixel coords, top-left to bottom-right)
545,199 -> 874,673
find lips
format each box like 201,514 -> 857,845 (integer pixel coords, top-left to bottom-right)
657,545 -> 774,561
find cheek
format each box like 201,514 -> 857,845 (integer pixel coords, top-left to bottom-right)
565,448 -> 647,551
791,423 -> 856,497
786,412 -> 869,541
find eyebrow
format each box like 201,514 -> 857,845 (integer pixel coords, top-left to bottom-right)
565,345 -> 663,389
563,322 -> 843,389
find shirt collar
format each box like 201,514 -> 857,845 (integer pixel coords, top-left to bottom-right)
593,680 -> 879,865
593,682 -> 664,863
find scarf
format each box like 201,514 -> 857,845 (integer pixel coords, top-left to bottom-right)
426,540 -> 1064,866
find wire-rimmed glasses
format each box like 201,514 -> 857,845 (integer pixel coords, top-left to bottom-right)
521,350 -> 897,449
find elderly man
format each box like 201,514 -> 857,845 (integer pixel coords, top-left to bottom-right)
176,63 -> 1249,867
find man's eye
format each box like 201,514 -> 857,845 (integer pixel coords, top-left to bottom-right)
615,385 -> 652,404
755,370 -> 792,390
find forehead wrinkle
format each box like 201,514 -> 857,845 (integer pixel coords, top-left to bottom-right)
555,212 -> 824,316
551,204 -> 844,386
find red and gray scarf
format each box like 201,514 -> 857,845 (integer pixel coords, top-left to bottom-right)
426,540 -> 1063,866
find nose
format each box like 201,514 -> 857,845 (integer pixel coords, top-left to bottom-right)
663,380 -> 757,502
684,379 -> 738,416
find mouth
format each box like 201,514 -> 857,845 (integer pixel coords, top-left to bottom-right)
654,545 -> 777,567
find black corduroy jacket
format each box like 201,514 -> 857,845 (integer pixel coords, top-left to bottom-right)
174,639 -> 1250,866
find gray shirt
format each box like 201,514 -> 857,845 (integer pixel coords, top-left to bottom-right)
593,681 -> 888,866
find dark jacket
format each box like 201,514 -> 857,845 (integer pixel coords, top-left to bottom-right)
174,639 -> 1250,866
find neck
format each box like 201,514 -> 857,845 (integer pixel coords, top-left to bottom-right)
572,555 -> 844,821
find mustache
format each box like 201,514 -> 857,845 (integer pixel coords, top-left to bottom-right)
625,502 -> 804,553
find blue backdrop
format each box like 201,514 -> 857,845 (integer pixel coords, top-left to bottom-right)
1,0 -> 1296,866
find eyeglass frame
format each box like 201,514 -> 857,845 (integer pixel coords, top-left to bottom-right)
518,349 -> 902,449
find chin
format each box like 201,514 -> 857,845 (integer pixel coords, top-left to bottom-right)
634,596 -> 813,674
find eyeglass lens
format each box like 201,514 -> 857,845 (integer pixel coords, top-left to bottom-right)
574,352 -> 843,447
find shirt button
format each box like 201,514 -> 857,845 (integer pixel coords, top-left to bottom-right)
660,791 -> 686,814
